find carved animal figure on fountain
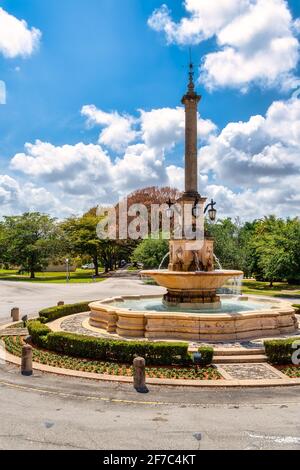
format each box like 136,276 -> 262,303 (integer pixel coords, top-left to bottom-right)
173,247 -> 184,272
201,241 -> 214,272
168,239 -> 214,273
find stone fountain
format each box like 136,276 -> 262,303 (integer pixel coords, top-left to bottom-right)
141,61 -> 243,309
89,63 -> 298,341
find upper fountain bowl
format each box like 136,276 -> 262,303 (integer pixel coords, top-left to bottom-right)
140,269 -> 244,291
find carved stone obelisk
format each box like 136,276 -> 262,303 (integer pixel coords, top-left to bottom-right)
181,62 -> 201,199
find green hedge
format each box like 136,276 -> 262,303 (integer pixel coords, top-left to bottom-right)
27,321 -> 192,365
27,321 -> 51,348
197,346 -> 214,366
264,338 -> 300,365
39,301 -> 91,323
47,332 -> 190,365
27,313 -> 215,366
47,332 -> 108,360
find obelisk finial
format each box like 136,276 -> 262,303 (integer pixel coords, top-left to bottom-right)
188,47 -> 195,92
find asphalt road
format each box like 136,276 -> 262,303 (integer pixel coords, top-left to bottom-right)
0,363 -> 300,450
0,278 -> 164,323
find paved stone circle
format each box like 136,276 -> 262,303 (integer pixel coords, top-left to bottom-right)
61,313 -> 104,338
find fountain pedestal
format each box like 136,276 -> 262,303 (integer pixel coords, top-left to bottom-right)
163,289 -> 221,309
164,238 -> 220,308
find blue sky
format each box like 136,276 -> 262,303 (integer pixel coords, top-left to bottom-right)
0,0 -> 300,219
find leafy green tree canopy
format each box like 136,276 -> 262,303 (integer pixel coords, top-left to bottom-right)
2,212 -> 62,278
131,237 -> 169,269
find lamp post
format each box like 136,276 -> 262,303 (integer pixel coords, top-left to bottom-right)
204,199 -> 217,222
166,196 -> 217,221
166,198 -> 174,219
65,258 -> 70,283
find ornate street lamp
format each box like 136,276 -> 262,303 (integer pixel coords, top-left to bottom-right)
166,197 -> 217,221
166,198 -> 174,219
204,199 -> 217,222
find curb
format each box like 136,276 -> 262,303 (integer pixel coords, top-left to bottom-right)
4,350 -> 300,388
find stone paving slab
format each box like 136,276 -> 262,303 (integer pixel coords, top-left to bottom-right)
60,313 -> 104,337
219,363 -> 286,381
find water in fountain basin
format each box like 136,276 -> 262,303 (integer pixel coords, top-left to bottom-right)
112,296 -> 267,314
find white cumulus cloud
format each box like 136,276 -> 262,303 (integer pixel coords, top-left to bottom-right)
200,98 -> 300,180
149,0 -> 300,91
0,7 -> 41,58
140,106 -> 216,149
81,105 -> 137,153
5,98 -> 300,220
0,174 -> 64,216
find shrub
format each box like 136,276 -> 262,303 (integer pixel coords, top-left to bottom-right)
264,338 -> 300,365
197,346 -> 214,366
47,332 -> 108,360
39,301 -> 92,323
36,331 -> 190,366
106,340 -> 190,365
27,321 -> 51,348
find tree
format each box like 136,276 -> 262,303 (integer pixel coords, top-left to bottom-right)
2,212 -> 62,278
206,218 -> 243,270
62,214 -> 103,275
86,186 -> 180,269
131,238 -> 169,269
236,220 -> 257,277
0,221 -> 9,266
62,214 -> 129,274
250,216 -> 300,285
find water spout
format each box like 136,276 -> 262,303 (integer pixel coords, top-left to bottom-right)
158,252 -> 170,270
222,274 -> 244,296
193,251 -> 201,271
213,254 -> 222,270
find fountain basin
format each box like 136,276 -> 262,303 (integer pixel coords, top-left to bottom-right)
141,269 -> 243,291
141,269 -> 244,309
89,294 -> 298,342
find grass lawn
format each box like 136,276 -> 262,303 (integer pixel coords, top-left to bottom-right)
0,269 -> 105,284
242,280 -> 300,298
